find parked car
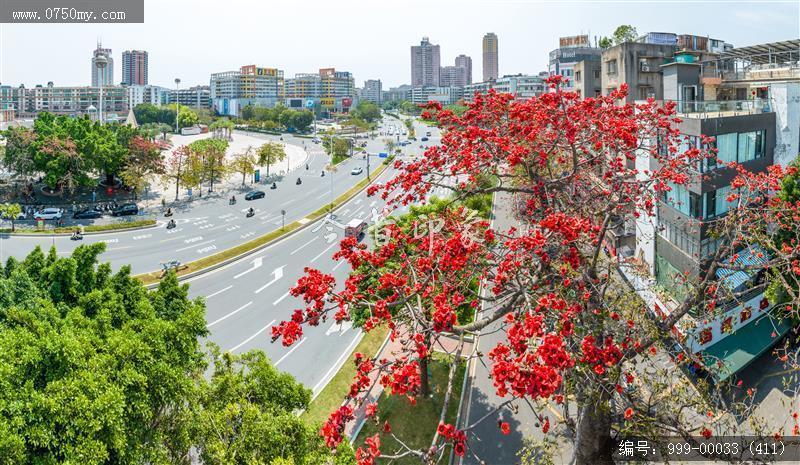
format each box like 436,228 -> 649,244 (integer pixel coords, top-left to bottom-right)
33,208 -> 63,220
73,208 -> 103,219
312,137 -> 321,143
245,190 -> 266,200
111,203 -> 138,216
421,137 -> 429,142
351,167 -> 363,175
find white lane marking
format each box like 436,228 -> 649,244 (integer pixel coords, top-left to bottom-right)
369,200 -> 377,207
132,234 -> 152,240
290,236 -> 318,255
315,192 -> 328,200
274,337 -> 307,366
312,332 -> 362,395
273,291 -> 291,306
226,225 -> 241,232
206,285 -> 233,299
229,319 -> 276,353
333,260 -> 347,271
241,232 -> 256,239
310,241 -> 337,263
354,198 -> 363,205
254,266 -> 285,294
325,320 -> 353,336
234,256 -> 263,279
100,238 -> 119,244
350,205 -> 364,217
197,244 -> 217,254
175,239 -> 214,252
184,236 -> 203,244
165,228 -> 184,235
298,218 -> 310,225
341,208 -> 351,216
207,301 -> 253,328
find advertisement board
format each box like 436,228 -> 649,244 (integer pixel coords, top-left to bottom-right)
341,97 -> 352,107
559,35 -> 589,48
320,97 -> 335,108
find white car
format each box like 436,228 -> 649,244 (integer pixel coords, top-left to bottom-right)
33,208 -> 62,220
350,167 -> 363,175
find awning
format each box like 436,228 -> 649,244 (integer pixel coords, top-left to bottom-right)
702,313 -> 792,383
715,244 -> 770,291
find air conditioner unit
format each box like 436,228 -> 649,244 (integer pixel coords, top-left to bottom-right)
641,64 -> 651,72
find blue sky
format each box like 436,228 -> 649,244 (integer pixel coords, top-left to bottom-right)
1,0 -> 797,89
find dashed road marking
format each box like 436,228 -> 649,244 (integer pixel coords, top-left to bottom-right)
184,236 -> 203,244
290,236 -> 318,255
196,244 -> 217,254
273,291 -> 291,306
229,319 -> 276,353
207,301 -> 252,328
132,234 -> 152,241
206,285 -> 233,299
275,337 -> 307,366
311,242 -> 337,263
175,239 -> 213,252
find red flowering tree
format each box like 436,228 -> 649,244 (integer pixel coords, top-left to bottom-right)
274,77 -> 800,464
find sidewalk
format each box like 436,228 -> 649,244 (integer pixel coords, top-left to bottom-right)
345,332 -> 473,441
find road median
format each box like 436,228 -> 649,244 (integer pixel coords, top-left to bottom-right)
0,219 -> 157,236
135,160 -> 391,286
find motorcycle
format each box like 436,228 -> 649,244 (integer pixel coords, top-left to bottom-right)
70,232 -> 83,241
306,164 -> 309,170
271,182 -> 277,190
166,219 -> 176,229
229,197 -> 236,205
246,208 -> 255,218
296,177 -> 302,185
164,208 -> 173,217
321,171 -> 325,177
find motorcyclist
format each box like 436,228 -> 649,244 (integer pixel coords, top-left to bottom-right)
167,219 -> 176,228
247,207 -> 254,216
72,229 -> 82,239
230,195 -> 236,204
321,170 -> 325,177
165,207 -> 172,216
296,177 -> 302,185
306,163 -> 309,170
272,182 -> 277,189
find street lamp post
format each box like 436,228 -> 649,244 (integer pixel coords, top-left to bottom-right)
174,78 -> 181,133
94,55 -> 108,125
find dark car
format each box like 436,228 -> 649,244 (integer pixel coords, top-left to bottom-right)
245,190 -> 266,200
73,208 -> 103,219
420,137 -> 429,142
111,203 -> 139,216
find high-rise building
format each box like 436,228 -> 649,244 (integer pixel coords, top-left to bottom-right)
121,50 -> 148,86
285,68 -> 355,114
210,65 -> 285,116
482,33 -> 498,81
455,54 -> 473,85
362,79 -> 383,104
169,85 -> 211,108
127,84 -> 169,108
91,42 -> 114,86
411,37 -> 441,87
440,65 -> 468,88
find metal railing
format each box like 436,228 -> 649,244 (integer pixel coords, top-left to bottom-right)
664,99 -> 772,118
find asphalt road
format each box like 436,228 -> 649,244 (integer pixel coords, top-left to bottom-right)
0,119 -> 407,275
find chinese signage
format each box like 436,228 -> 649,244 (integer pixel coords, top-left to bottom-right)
559,35 -> 589,48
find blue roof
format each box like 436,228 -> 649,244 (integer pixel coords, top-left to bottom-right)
715,244 -> 770,291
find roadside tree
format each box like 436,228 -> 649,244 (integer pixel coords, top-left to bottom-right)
231,146 -> 257,186
272,79 -> 800,464
257,142 -> 287,178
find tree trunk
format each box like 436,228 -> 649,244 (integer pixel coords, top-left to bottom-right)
573,396 -> 614,465
419,356 -> 431,397
105,172 -> 114,186
174,178 -> 180,201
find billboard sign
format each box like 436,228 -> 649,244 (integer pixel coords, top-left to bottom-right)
305,99 -> 315,108
559,35 -> 589,48
320,98 -> 335,108
341,97 -> 352,107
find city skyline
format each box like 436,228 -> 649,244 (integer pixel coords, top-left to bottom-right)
0,0 -> 797,89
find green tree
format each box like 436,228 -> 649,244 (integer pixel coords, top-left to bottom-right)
351,101 -> 381,123
257,141 -> 287,178
598,36 -> 613,49
191,348 -> 316,465
132,103 -> 160,125
611,24 -> 638,44
188,138 -> 228,193
0,203 -> 22,232
119,136 -> 164,200
1,126 -> 36,176
168,104 -> 199,129
231,146 -> 256,186
290,110 -> 314,132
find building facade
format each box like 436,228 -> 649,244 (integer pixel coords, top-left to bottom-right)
362,79 -> 383,104
462,74 -> 546,102
121,50 -> 148,86
411,37 -> 441,87
210,65 -> 285,116
455,54 -> 473,85
91,43 -> 114,86
284,68 -> 355,114
440,65 -> 468,88
482,33 -> 499,81
627,40 -> 800,382
573,59 -> 602,98
410,86 -> 463,105
600,42 -> 676,102
127,84 -> 169,108
169,85 -> 211,108
548,35 -> 602,92
6,82 -> 128,117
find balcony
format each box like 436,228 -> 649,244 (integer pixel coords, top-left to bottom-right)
667,99 -> 773,118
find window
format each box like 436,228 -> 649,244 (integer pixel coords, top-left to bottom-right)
705,190 -> 716,218
575,71 -> 581,81
606,59 -> 618,74
663,181 -> 702,218
737,130 -> 765,162
716,133 -> 738,164
593,69 -> 601,79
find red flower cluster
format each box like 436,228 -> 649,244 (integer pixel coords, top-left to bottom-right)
355,434 -> 381,465
321,405 -> 354,448
437,422 -> 467,456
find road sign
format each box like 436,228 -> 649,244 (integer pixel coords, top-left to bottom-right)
254,169 -> 261,183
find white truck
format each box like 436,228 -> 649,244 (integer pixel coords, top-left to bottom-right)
344,218 -> 367,239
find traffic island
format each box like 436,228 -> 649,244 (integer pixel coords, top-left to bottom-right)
0,219 -> 157,235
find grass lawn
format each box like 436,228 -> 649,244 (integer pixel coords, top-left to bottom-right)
301,326 -> 389,427
354,354 -> 466,464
